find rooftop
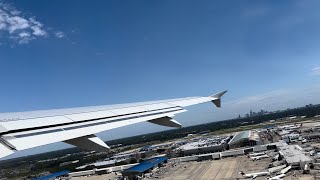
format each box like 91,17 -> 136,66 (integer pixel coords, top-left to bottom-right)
124,156 -> 167,173
34,170 -> 70,180
228,130 -> 251,145
279,145 -> 312,165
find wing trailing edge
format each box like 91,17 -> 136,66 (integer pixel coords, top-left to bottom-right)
0,143 -> 14,158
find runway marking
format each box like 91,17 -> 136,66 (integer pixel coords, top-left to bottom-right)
213,159 -> 225,180
224,159 -> 237,178
189,162 -> 210,180
197,162 -> 213,180
215,159 -> 232,179
200,160 -> 222,180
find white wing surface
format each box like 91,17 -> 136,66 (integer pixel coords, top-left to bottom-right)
0,90 -> 227,158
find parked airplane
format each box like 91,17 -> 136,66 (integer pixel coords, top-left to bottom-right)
272,154 -> 279,161
250,154 -> 269,161
268,173 -> 285,180
248,152 -> 265,157
239,171 -> 270,179
268,165 -> 292,180
280,166 -> 291,174
268,164 -> 286,173
0,90 -> 227,159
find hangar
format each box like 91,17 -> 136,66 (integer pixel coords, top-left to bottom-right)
228,130 -> 261,148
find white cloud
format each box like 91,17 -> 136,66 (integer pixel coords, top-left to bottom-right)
6,16 -> 30,33
18,32 -> 30,37
54,31 -> 65,38
0,2 -> 63,44
31,25 -> 47,36
312,67 -> 320,76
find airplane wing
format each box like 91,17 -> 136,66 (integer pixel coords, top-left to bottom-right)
0,90 -> 227,159
269,174 -> 285,180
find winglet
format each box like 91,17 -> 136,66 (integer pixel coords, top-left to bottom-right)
211,90 -> 228,99
210,90 -> 227,108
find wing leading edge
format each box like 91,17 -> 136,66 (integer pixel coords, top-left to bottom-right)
0,90 -> 227,159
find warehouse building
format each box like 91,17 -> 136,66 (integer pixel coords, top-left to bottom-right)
303,133 -> 320,140
228,130 -> 261,149
179,142 -> 224,156
179,136 -> 230,156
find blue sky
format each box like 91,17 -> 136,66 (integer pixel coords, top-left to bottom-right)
1,0 -> 320,158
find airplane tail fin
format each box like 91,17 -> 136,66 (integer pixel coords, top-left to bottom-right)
210,90 -> 228,107
239,171 -> 245,175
